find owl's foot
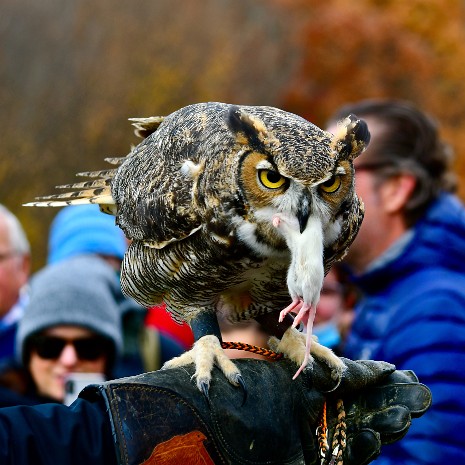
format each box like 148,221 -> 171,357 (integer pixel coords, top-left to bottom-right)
268,327 -> 345,388
162,334 -> 246,400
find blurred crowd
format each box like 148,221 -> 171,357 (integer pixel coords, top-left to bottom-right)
0,204 -> 191,407
0,99 -> 464,464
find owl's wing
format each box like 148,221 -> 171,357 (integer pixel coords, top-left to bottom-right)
108,122 -> 209,247
111,105 -> 239,248
23,117 -> 160,214
25,147 -> 204,249
23,116 -> 169,214
24,112 -> 205,247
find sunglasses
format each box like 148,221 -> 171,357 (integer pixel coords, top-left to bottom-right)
29,335 -> 109,361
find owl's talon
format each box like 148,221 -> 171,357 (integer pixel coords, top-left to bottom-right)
198,379 -> 211,406
161,350 -> 194,370
269,327 -> 345,385
234,374 -> 248,406
163,335 -> 243,395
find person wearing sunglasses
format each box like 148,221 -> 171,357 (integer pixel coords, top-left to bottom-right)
46,204 -> 186,379
327,99 -> 465,465
0,254 -> 123,406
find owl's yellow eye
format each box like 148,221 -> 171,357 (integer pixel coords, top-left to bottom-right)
258,169 -> 287,189
319,175 -> 341,193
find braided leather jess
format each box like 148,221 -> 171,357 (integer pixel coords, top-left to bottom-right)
220,341 -> 284,360
221,340 -> 345,464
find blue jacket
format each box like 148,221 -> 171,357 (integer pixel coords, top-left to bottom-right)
0,324 -> 17,361
0,398 -> 116,464
344,193 -> 465,464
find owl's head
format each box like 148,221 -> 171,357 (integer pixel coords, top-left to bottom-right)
226,106 -> 369,263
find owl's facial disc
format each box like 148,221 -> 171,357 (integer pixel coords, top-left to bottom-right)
239,152 -> 290,208
236,150 -> 354,258
240,152 -> 301,230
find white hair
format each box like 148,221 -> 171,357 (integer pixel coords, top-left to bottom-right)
0,204 -> 30,255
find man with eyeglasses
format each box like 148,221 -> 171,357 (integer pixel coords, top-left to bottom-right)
327,99 -> 465,465
0,204 -> 30,363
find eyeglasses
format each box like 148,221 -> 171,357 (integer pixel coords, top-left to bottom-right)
29,335 -> 109,361
354,161 -> 393,172
321,282 -> 343,296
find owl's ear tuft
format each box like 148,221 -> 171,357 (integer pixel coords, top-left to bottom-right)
227,106 -> 269,151
332,114 -> 370,160
129,116 -> 165,139
347,114 -> 370,149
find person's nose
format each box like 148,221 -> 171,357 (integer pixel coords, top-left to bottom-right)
58,343 -> 79,367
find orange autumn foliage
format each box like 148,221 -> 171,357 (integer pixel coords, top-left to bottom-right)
277,0 -> 465,199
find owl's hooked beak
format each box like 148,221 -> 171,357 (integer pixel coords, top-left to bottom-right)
297,196 -> 310,233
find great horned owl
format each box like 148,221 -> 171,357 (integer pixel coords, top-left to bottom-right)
26,102 -> 369,393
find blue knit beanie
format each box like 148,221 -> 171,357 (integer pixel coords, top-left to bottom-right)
47,205 -> 126,264
16,255 -> 123,363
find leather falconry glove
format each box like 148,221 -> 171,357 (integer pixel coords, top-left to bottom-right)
81,357 -> 431,465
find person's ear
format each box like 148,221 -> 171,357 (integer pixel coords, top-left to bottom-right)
18,253 -> 31,286
380,173 -> 416,214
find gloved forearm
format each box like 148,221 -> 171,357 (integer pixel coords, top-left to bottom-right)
81,358 -> 431,465
323,362 -> 431,465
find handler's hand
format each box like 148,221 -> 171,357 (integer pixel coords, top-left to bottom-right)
310,358 -> 431,465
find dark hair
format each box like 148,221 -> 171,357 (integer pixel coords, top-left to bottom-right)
328,99 -> 457,226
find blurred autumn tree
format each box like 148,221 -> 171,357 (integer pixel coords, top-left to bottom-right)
277,0 -> 465,199
2,0 -> 465,270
